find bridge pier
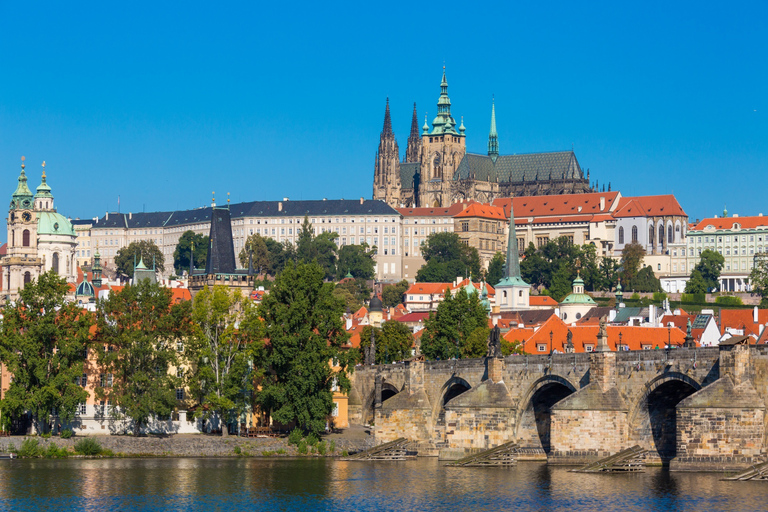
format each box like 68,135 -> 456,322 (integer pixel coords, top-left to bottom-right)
374,360 -> 433,449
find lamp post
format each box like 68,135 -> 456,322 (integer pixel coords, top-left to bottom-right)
618,331 -> 623,352
549,330 -> 554,356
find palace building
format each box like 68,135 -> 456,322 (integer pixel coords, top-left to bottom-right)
373,68 -> 593,209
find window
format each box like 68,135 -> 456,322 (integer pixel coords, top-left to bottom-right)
585,345 -> 594,352
649,226 -> 654,245
618,227 -> 624,245
537,344 -> 546,352
22,229 -> 30,247
631,225 -> 638,243
461,221 -> 469,232
78,403 -> 87,416
332,402 -> 339,417
659,225 -> 665,247
176,389 -> 184,400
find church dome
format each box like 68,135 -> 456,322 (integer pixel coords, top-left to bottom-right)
76,279 -> 95,298
37,211 -> 76,236
369,295 -> 383,312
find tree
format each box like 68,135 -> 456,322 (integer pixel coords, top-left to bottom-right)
336,244 -> 375,280
548,263 -> 573,302
95,280 -> 191,434
633,266 -> 661,293
255,261 -> 354,435
0,271 -> 93,434
188,285 -> 263,437
296,216 -> 317,262
295,216 -> 338,280
485,252 -> 505,287
520,242 -> 550,287
238,233 -> 270,273
599,256 -> 620,291
332,286 -> 362,312
685,270 -> 708,294
695,249 -> 725,292
381,280 -> 409,307
115,240 -> 165,280
749,255 -> 768,306
335,278 -> 372,309
358,321 -> 414,364
620,242 -> 645,289
416,232 -> 481,282
420,288 -> 488,360
173,231 -> 209,275
463,327 -> 490,359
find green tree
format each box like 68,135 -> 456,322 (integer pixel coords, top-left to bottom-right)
633,266 -> 661,293
685,269 -> 708,294
115,240 -> 165,280
188,285 -> 263,437
620,242 -> 645,289
173,231 -> 209,275
238,233 -> 270,273
296,216 -> 317,262
314,232 -> 339,280
520,242 -> 551,287
0,271 -> 93,434
358,321 -> 414,364
694,249 -> 725,292
486,252 -> 505,287
336,243 -> 375,280
95,280 -> 192,434
332,286 -> 362,312
416,232 -> 481,282
381,280 -> 409,307
599,256 -> 620,291
463,326 -> 490,359
548,263 -> 574,302
420,288 -> 488,360
335,278 -> 372,309
255,261 -> 353,435
749,255 -> 768,306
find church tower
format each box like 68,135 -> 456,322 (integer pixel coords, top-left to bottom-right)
488,99 -> 499,161
495,201 -> 530,311
419,67 -> 466,207
404,103 -> 421,163
2,156 -> 42,299
372,98 -> 401,207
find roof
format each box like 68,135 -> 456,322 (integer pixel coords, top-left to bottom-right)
453,203 -> 507,221
396,312 -> 431,323
400,162 -> 420,189
612,307 -> 646,324
719,335 -> 751,346
406,283 -> 451,295
93,199 -> 401,230
690,216 -> 768,231
37,211 -> 76,237
560,292 -> 597,305
613,195 -> 687,218
455,151 -> 583,183
450,278 -> 495,297
720,309 -> 768,337
529,296 -> 558,307
397,202 -> 472,217
492,191 -> 619,221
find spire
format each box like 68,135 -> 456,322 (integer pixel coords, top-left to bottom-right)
497,201 -> 527,287
405,102 -> 422,163
12,156 -> 34,209
488,97 -> 499,159
430,66 -> 458,135
92,244 -> 102,288
382,97 -> 393,138
422,113 -> 429,134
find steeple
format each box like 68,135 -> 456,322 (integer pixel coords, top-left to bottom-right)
488,98 -> 499,160
92,245 -> 102,288
494,200 -> 530,311
499,203 -> 524,284
34,161 -> 54,210
12,156 -> 34,210
429,66 -> 459,135
382,97 -> 393,138
405,102 -> 421,163
372,98 -> 401,206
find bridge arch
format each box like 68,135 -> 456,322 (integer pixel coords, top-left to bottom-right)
361,379 -> 403,425
628,372 -> 702,465
515,375 -> 578,454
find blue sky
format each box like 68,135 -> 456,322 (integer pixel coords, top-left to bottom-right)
1,1 -> 766,240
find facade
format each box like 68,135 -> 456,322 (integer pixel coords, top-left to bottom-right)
559,275 -> 597,323
373,69 -> 593,209
453,203 -> 508,269
678,214 -> 768,292
2,159 -> 77,301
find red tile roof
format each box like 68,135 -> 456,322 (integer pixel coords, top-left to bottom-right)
493,192 -> 619,220
453,203 -> 508,220
613,195 -> 687,218
397,312 -> 431,323
406,283 -> 451,295
450,278 -> 495,297
691,216 -> 768,231
529,296 -> 558,307
720,309 -> 768,338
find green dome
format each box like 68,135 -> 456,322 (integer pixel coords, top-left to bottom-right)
560,292 -> 597,305
35,175 -> 53,199
76,279 -> 95,298
37,211 -> 76,236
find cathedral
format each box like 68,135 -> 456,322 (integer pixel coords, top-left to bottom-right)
2,157 -> 77,301
372,68 -> 593,208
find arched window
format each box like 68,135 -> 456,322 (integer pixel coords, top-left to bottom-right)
631,225 -> 638,243
668,225 -> 673,243
11,231 -> 14,246
22,229 -> 30,247
659,225 -> 665,247
618,227 -> 624,244
52,253 -> 59,274
649,226 -> 654,246
23,272 -> 31,285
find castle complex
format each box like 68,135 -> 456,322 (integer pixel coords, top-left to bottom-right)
373,68 -> 593,208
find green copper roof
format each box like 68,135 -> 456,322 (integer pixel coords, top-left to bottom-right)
34,172 -> 53,199
429,68 -> 462,136
497,199 -> 528,288
37,211 -> 76,236
76,279 -> 95,297
135,256 -> 148,270
496,276 -> 529,287
11,163 -> 34,209
488,100 -> 498,158
560,292 -> 597,305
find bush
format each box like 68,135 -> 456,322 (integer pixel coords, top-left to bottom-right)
317,441 -> 327,455
7,443 -> 17,454
630,292 -> 641,301
329,440 -> 336,453
74,437 -> 103,456
60,429 -> 74,439
341,450 -> 348,457
297,440 -> 308,455
681,292 -> 707,304
261,450 -> 275,456
276,448 -> 286,455
652,291 -> 668,302
41,432 -> 52,439
234,446 -> 242,455
715,295 -> 743,307
19,438 -> 42,458
306,433 -> 319,447
45,443 -> 69,458
288,428 -> 303,446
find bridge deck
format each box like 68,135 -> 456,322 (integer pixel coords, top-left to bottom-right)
570,445 -> 647,473
445,441 -> 519,467
340,438 -> 415,461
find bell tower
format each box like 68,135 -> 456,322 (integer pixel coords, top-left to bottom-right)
372,98 -> 401,207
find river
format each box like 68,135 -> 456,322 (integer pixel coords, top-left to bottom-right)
0,457 -> 766,511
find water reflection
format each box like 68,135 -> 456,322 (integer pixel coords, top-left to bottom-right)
1,458 -> 768,511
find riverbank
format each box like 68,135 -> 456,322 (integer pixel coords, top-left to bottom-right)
0,425 -> 374,458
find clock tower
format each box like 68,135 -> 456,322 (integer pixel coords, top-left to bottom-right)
2,156 -> 42,300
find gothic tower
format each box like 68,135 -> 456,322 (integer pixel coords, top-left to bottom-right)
2,156 -> 42,299
488,98 -> 499,161
404,103 -> 421,163
419,67 -> 466,207
372,98 -> 401,207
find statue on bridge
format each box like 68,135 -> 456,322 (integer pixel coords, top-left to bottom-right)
365,327 -> 377,365
487,324 -> 503,358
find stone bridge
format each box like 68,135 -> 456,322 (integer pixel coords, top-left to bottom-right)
349,343 -> 768,470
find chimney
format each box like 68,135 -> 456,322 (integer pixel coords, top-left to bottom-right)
733,214 -> 739,218
600,197 -> 605,211
106,212 -> 109,220
360,197 -> 364,205
754,306 -> 759,324
345,316 -> 353,330
283,197 -> 289,201
278,202 -> 283,212
129,212 -> 132,220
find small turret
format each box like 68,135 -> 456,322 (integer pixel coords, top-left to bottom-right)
488,98 -> 499,160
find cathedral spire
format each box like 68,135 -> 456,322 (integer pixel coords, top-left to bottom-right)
488,97 -> 499,160
405,102 -> 421,163
382,97 -> 393,137
430,66 -> 458,135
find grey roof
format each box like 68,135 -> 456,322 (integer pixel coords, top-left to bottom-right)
93,199 -> 400,230
581,307 -> 613,322
612,307 -> 647,324
691,314 -> 712,330
454,151 -> 584,183
69,218 -> 95,226
400,162 -> 420,189
205,207 -> 237,275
